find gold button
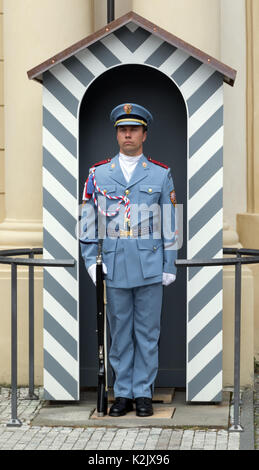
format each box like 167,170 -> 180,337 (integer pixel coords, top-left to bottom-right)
111,163 -> 115,168
103,189 -> 107,194
125,189 -> 130,195
148,188 -> 152,193
142,162 -> 147,168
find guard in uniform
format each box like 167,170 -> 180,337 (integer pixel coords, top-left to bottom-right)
80,103 -> 177,417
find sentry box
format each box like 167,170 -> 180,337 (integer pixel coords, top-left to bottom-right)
27,11 -> 236,402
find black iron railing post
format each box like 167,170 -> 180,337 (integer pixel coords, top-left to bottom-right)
229,253 -> 244,431
0,248 -> 75,427
175,247 -> 259,432
25,251 -> 38,400
7,263 -> 22,427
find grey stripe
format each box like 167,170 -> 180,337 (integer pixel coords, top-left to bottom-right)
43,188 -> 77,239
44,350 -> 78,400
43,71 -> 79,117
43,147 -> 77,198
189,269 -> 222,322
88,41 -> 121,67
43,228 -> 77,280
145,42 -> 177,67
63,55 -> 95,87
43,389 -> 56,400
189,189 -> 223,240
44,270 -> 77,320
43,107 -> 77,158
188,230 -> 223,281
172,56 -> 201,86
44,309 -> 77,360
189,106 -> 223,157
114,26 -> 150,52
189,147 -> 223,198
211,391 -> 222,402
188,311 -> 222,361
187,71 -> 223,117
187,352 -> 222,401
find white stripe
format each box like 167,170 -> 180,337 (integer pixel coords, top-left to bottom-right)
188,264 -> 222,302
43,248 -> 78,301
44,370 -> 75,401
43,127 -> 77,179
50,64 -> 85,101
189,87 -> 223,137
189,168 -> 223,219
187,332 -> 222,383
43,208 -> 77,259
189,209 -> 223,257
180,63 -> 216,100
133,34 -> 164,63
190,371 -> 222,402
44,330 -> 78,380
159,49 -> 189,77
43,167 -> 77,216
75,48 -> 106,76
189,128 -> 223,179
101,34 -> 132,62
43,87 -> 77,138
188,291 -> 222,342
44,289 -> 78,341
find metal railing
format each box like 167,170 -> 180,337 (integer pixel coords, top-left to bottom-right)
1,245 -> 255,429
0,248 -> 75,427
175,246 -> 259,432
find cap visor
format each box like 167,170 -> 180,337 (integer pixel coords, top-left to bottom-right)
116,121 -> 144,126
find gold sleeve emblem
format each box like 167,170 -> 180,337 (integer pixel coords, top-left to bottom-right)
170,190 -> 177,207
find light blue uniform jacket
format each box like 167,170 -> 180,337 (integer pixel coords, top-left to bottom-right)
80,154 -> 177,288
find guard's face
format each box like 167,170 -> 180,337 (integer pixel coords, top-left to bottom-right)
116,125 -> 147,156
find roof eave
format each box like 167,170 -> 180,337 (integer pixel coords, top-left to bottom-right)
27,10 -> 237,86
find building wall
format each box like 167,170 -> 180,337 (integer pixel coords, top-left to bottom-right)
0,0 -> 4,223
0,0 -> 94,385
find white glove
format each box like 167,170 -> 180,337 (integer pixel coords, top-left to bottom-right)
87,263 -> 108,285
162,272 -> 176,286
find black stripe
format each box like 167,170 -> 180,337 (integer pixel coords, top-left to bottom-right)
43,71 -> 79,117
114,26 -> 151,52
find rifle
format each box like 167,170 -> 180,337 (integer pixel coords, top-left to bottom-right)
96,240 -> 108,416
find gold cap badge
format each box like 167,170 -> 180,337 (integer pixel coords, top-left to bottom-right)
124,104 -> 132,114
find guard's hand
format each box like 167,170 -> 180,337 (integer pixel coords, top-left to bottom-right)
162,272 -> 176,286
87,263 -> 108,285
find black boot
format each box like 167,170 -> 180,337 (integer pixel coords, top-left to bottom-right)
135,397 -> 153,417
109,397 -> 134,417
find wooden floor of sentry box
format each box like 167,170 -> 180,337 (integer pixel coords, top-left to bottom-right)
91,404 -> 176,422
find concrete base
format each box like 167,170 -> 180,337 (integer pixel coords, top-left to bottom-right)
31,390 -> 231,429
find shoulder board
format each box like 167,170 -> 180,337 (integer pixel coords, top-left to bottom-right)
91,158 -> 111,168
148,157 -> 168,169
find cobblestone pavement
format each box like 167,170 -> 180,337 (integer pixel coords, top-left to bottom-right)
0,387 -> 240,450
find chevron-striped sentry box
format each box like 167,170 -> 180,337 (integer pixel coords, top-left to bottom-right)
27,11 -> 236,402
